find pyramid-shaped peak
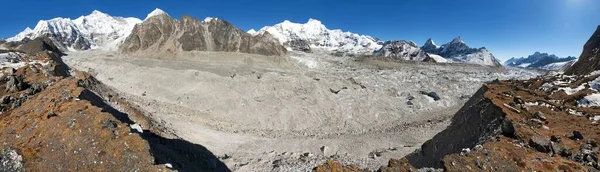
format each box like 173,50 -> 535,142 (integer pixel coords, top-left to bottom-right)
145,8 -> 169,20
91,10 -> 107,15
450,36 -> 465,44
425,38 -> 437,46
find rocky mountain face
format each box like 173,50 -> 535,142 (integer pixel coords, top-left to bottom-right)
421,37 -> 502,66
120,9 -> 286,56
565,25 -> 600,75
248,19 -> 382,55
7,10 -> 141,51
374,41 -> 431,61
420,38 -> 440,54
505,52 -> 577,71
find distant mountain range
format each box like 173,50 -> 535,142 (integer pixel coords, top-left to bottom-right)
505,52 -> 577,71
248,20 -> 501,66
7,10 -> 141,51
6,8 -> 512,66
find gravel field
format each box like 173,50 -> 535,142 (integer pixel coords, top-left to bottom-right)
63,50 -> 543,171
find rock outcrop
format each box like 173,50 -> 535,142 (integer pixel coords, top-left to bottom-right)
374,40 -> 430,61
119,10 -> 287,56
0,38 -> 230,171
405,86 -> 506,168
565,25 -> 600,75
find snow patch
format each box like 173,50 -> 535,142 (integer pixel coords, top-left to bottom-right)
427,54 -> 448,63
145,8 -> 168,20
578,93 -> 600,107
203,17 -> 218,23
247,29 -> 258,36
557,85 -> 586,95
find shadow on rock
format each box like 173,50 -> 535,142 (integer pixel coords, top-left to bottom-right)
78,89 -> 230,172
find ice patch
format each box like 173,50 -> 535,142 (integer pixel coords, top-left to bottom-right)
578,93 -> 600,107
588,76 -> 600,91
427,54 -> 449,63
290,55 -> 319,68
130,123 -> 143,133
540,83 -> 553,90
557,85 -> 585,95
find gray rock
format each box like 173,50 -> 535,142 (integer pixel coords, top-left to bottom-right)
375,40 -> 430,61
529,136 -> 551,153
0,148 -> 23,171
535,111 -> 547,121
559,147 -> 572,157
283,39 -> 311,52
5,75 -> 24,93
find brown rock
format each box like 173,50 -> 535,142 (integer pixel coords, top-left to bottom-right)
120,14 -> 287,56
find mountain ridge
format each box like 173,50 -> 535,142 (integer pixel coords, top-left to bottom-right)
421,37 -> 502,66
7,10 -> 141,51
248,19 -> 383,56
119,11 -> 287,56
505,52 -> 577,71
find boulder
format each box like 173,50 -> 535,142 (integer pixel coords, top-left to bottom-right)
5,75 -> 24,93
529,136 -> 551,153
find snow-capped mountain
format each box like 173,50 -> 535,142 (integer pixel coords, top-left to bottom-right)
421,37 -> 501,66
7,10 -> 141,51
248,19 -> 383,55
505,52 -> 577,71
375,41 -> 430,61
421,38 -> 440,54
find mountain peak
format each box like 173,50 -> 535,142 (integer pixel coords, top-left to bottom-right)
145,8 -> 168,20
424,38 -> 437,47
306,18 -> 322,25
90,10 -> 107,16
450,36 -> 465,44
247,29 -> 258,36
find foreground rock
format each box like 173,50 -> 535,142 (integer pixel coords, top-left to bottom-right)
120,9 -> 287,56
0,39 -> 229,171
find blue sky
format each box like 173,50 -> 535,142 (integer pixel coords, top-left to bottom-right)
1,0 -> 599,61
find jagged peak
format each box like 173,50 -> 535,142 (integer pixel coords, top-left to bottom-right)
424,38 -> 438,47
145,8 -> 169,20
450,36 -> 465,44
